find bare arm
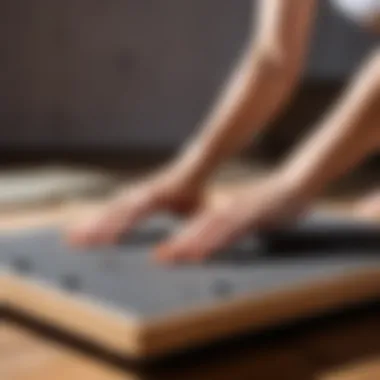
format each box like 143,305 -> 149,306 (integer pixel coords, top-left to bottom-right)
171,0 -> 317,184
67,0 -> 317,248
278,49 -> 380,200
153,50 -> 380,263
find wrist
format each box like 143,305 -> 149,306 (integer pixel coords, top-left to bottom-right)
158,158 -> 208,191
273,165 -> 323,206
168,145 -> 217,186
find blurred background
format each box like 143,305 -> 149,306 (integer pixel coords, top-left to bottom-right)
0,0 -> 379,208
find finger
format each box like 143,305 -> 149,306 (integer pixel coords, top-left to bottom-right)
156,210 -> 238,263
155,211 -> 214,262
68,192 -> 155,246
186,216 -> 243,261
96,194 -> 158,244
353,191 -> 380,219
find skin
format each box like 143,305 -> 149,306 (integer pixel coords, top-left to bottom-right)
68,0 -> 380,263
155,48 -> 380,263
367,10 -> 380,32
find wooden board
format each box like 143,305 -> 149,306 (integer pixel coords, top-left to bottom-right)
2,318 -> 318,380
2,211 -> 380,359
4,293 -> 380,380
321,358 -> 380,380
1,322 -> 131,380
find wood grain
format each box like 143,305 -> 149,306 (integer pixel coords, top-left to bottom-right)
6,266 -> 380,358
321,358 -> 380,380
0,322 -> 133,380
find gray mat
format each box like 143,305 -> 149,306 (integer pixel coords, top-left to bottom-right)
1,212 -> 380,320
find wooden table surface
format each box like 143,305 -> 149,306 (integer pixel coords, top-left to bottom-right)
322,359 -> 380,380
1,322 -> 129,380
2,198 -> 380,380
4,305 -> 380,380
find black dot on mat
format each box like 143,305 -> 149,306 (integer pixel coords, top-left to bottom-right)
212,279 -> 233,298
12,256 -> 33,273
61,274 -> 82,292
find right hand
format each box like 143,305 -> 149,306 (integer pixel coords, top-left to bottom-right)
67,167 -> 204,247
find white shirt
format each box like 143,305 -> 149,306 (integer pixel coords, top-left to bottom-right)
332,0 -> 380,24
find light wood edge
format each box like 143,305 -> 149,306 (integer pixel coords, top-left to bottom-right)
2,273 -> 145,358
141,267 -> 380,357
2,322 -> 139,380
320,358 -> 380,380
3,268 -> 380,359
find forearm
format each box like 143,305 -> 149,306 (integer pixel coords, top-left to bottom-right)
176,48 -> 300,180
278,50 -> 380,199
169,0 -> 316,185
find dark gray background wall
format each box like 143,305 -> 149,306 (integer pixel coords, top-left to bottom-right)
0,0 -> 378,150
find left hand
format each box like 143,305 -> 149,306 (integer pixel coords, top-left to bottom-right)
155,174 -> 313,263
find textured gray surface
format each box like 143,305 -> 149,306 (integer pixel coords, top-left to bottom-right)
1,213 -> 380,320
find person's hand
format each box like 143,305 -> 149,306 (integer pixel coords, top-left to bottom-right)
67,166 -> 205,247
353,190 -> 380,220
155,174 -> 312,263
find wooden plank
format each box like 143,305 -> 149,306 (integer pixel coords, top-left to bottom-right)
1,321 -> 314,380
320,358 -> 380,380
0,322 -> 133,380
5,266 -> 380,358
